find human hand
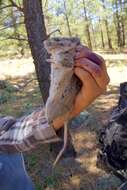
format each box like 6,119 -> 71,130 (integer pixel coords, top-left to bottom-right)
53,45 -> 110,130
70,45 -> 110,117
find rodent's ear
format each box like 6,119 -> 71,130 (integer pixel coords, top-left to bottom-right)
70,37 -> 80,45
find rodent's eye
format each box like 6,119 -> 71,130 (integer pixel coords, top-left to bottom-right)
54,38 -> 60,42
59,42 -> 64,46
47,41 -> 52,46
71,38 -> 76,42
77,41 -> 80,45
65,51 -> 69,54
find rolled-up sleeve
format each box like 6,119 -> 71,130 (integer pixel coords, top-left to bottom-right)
0,108 -> 60,153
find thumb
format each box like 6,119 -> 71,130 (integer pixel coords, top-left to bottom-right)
74,67 -> 92,84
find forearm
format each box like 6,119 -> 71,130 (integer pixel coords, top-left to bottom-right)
0,108 -> 60,153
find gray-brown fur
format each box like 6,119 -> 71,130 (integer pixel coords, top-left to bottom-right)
44,37 -> 81,124
44,37 -> 82,166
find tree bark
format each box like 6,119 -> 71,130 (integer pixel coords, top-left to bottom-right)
119,0 -> 125,46
63,0 -> 72,37
114,0 -> 125,47
82,0 -> 92,49
91,22 -> 97,49
23,0 -> 50,104
99,18 -> 105,49
101,0 -> 112,49
114,0 -> 121,47
104,19 -> 112,49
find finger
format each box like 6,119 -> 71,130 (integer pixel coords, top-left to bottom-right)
75,58 -> 110,89
85,53 -> 110,86
75,45 -> 90,59
74,67 -> 96,87
75,45 -> 105,66
75,46 -> 108,82
74,68 -> 101,95
75,57 -> 101,75
76,45 -> 90,52
72,68 -> 102,116
90,53 -> 108,74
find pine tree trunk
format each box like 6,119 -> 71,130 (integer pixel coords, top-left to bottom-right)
119,0 -> 125,46
91,22 -> 97,49
82,0 -> 92,49
99,18 -> 105,48
101,0 -> 112,49
63,0 -> 72,37
23,0 -> 50,104
114,0 -> 123,47
104,19 -> 112,49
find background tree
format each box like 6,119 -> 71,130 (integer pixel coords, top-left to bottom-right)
82,0 -> 92,49
101,0 -> 113,49
0,0 -> 127,57
63,0 -> 72,37
23,0 -> 50,104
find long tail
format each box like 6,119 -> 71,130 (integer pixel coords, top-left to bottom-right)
53,121 -> 68,167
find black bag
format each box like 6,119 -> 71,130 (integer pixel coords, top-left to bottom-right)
97,82 -> 127,181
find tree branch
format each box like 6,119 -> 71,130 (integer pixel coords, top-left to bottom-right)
18,78 -> 37,91
47,29 -> 62,39
0,22 -> 24,31
0,4 -> 12,11
6,36 -> 27,41
9,0 -> 23,12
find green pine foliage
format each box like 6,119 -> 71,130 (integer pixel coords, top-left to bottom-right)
0,0 -> 127,56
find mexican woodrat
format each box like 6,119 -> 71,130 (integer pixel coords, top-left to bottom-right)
44,37 -> 81,166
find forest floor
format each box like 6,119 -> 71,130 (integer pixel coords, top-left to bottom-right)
0,54 -> 127,190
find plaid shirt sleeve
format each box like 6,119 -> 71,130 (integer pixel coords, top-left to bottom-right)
0,108 -> 60,153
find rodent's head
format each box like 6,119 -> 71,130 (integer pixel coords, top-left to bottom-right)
44,37 -> 80,53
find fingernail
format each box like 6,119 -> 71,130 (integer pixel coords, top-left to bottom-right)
89,53 -> 101,65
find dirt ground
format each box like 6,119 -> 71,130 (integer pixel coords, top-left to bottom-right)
0,54 -> 127,190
